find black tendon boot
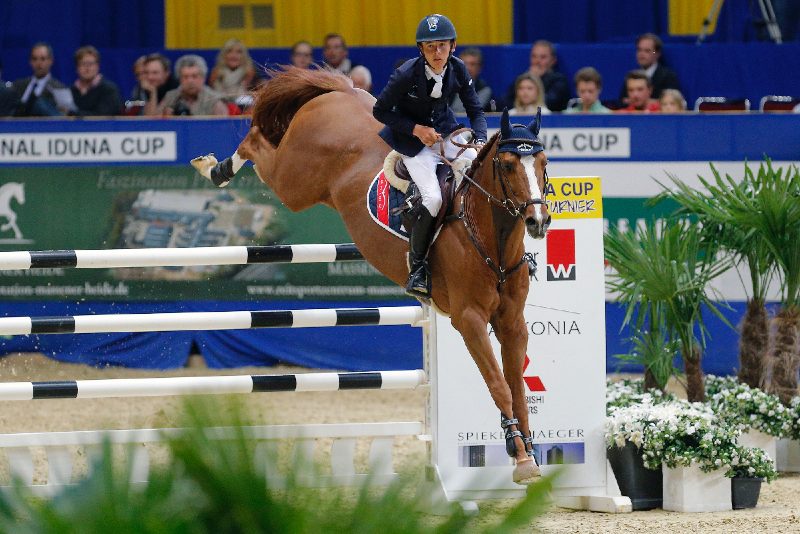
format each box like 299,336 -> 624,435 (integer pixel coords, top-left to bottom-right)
405,207 -> 436,298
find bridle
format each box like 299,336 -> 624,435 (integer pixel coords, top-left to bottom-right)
445,132 -> 548,284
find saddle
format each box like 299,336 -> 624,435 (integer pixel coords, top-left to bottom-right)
381,150 -> 461,231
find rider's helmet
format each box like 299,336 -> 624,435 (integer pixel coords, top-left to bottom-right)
415,14 -> 457,43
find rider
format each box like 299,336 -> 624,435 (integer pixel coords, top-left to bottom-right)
373,13 -> 488,299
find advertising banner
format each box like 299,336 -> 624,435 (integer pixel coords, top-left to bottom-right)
432,177 -> 606,500
0,166 -> 401,301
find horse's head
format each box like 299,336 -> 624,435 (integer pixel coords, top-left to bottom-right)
0,182 -> 25,205
492,108 -> 550,239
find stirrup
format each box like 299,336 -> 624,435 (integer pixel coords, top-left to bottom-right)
500,415 -> 523,458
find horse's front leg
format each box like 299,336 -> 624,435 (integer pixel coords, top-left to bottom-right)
451,307 -> 537,484
191,126 -> 275,188
491,305 -> 540,482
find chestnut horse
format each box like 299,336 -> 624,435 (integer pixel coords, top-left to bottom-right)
192,67 -> 550,484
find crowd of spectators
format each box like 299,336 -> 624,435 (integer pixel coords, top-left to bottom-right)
0,31 -> 793,118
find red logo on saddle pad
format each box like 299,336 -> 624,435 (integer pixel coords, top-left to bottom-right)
523,354 -> 546,392
546,229 -> 576,281
376,171 -> 390,226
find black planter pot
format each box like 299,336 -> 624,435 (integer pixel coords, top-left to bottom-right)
607,442 -> 663,511
731,477 -> 763,509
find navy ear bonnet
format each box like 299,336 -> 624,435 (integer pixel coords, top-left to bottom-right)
498,107 -> 544,157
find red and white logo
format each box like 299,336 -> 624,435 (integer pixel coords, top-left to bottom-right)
523,354 -> 546,392
546,228 -> 576,281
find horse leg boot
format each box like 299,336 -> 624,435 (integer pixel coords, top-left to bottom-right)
191,152 -> 247,188
405,207 -> 436,298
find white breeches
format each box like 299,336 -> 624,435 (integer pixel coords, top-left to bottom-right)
401,132 -> 477,216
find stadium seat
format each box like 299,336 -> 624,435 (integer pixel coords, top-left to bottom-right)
759,95 -> 798,112
693,97 -> 751,112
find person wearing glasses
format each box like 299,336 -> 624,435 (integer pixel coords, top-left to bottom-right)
619,33 -> 680,104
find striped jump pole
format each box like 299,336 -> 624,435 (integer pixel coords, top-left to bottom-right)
0,370 -> 428,401
0,306 -> 425,336
0,243 -> 363,270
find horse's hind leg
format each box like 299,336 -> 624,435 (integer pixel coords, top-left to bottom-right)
451,308 -> 536,483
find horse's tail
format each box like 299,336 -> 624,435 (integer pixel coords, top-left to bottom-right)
251,66 -> 356,147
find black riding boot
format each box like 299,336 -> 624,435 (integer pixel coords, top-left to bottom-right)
405,207 -> 436,298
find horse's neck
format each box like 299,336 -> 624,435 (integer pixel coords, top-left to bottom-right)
464,180 -> 525,266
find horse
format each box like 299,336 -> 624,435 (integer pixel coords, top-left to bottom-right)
0,182 -> 25,240
192,67 -> 551,484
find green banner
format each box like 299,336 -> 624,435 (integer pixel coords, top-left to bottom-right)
0,166 -> 403,301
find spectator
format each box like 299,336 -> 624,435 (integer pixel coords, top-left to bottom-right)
158,54 -> 228,116
505,40 -> 569,112
322,33 -> 356,75
209,38 -> 257,99
70,46 -> 122,116
616,70 -> 660,113
0,62 -> 20,116
290,41 -> 314,68
508,72 -> 550,116
619,33 -> 680,102
129,55 -> 148,101
349,65 -> 372,93
11,42 -> 67,116
450,47 -> 494,113
564,67 -> 611,114
659,88 -> 687,113
141,53 -> 179,116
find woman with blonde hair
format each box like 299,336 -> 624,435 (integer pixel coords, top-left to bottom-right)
659,88 -> 687,113
509,72 -> 550,115
209,38 -> 257,99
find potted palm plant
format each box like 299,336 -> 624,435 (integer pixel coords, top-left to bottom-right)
653,163 -> 778,390
605,219 -> 730,401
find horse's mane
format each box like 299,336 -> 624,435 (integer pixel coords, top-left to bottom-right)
469,132 -> 500,176
250,66 -> 356,147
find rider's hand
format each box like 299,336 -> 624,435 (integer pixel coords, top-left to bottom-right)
413,125 -> 442,147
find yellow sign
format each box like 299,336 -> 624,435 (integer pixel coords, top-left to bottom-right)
545,177 -> 603,220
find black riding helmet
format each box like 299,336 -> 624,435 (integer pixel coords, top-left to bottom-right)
415,14 -> 457,43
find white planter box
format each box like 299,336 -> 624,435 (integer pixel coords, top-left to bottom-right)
776,438 -> 800,472
662,463 -> 732,512
738,428 -> 777,469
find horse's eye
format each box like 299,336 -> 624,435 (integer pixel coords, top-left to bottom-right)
502,162 -> 514,172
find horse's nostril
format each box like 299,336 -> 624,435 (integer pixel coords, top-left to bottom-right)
525,217 -> 537,227
544,215 -> 552,226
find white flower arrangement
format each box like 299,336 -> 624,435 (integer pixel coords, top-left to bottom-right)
706,375 -> 792,438
606,378 -> 675,415
787,397 -> 800,441
607,398 -> 743,473
727,445 -> 778,481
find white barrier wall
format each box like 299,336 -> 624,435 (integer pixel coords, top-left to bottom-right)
432,177 -> 607,501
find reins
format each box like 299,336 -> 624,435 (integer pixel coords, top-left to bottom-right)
442,132 -> 544,285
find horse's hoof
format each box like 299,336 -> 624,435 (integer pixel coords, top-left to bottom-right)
512,458 -> 541,485
190,153 -> 218,180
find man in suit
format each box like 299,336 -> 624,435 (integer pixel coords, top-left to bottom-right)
619,33 -> 680,103
504,41 -> 570,112
12,42 -> 67,116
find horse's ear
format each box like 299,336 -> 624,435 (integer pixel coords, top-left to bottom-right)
529,107 -> 542,137
500,107 -> 511,139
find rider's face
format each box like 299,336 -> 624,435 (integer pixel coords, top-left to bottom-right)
420,40 -> 453,74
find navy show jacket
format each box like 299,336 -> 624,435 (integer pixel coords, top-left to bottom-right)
373,56 -> 488,157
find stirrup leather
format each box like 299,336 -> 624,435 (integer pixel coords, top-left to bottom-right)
500,415 -> 523,458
